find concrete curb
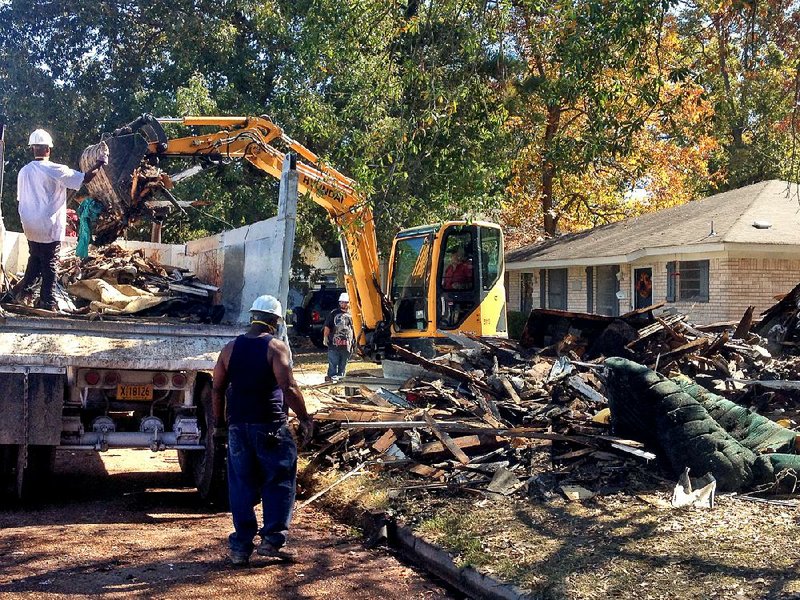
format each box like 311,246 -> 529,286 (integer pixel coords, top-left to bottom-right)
368,512 -> 533,600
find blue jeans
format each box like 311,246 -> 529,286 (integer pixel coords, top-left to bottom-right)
327,347 -> 350,378
227,422 -> 297,554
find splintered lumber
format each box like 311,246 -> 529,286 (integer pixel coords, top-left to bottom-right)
419,435 -> 504,457
701,330 -> 729,357
567,375 -> 608,403
621,301 -> 666,317
423,412 -> 470,464
168,283 -> 210,297
626,313 -> 684,348
408,463 -> 446,479
372,429 -> 399,453
654,337 -> 709,363
391,344 -> 493,392
339,421 -> 600,447
499,376 -> 522,403
733,306 -> 755,340
317,408 -> 408,422
359,386 -> 395,408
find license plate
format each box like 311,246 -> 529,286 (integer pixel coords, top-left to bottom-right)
117,384 -> 154,401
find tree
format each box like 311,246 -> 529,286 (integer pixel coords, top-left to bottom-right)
0,0 -> 511,256
676,0 -> 800,189
500,0 -> 718,242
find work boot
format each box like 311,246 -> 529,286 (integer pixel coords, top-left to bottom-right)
35,300 -> 58,312
256,539 -> 294,562
229,549 -> 250,567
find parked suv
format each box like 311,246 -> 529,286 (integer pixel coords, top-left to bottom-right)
292,287 -> 346,348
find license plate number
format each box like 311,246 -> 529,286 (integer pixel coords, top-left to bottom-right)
117,384 -> 154,401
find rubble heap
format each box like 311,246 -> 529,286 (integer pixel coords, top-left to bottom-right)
305,303 -> 800,502
5,245 -> 223,323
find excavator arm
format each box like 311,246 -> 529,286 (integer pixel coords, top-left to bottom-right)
83,115 -> 391,351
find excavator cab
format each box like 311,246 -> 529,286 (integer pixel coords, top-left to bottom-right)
388,221 -> 507,355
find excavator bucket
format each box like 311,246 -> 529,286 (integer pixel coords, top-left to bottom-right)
79,115 -> 169,245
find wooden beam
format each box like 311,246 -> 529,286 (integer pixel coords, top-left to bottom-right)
423,412 -> 470,464
390,344 -> 493,393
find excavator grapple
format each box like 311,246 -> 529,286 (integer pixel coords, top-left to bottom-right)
79,115 -> 170,245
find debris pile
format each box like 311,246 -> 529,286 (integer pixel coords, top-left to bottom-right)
306,302 -> 800,503
5,244 -> 223,323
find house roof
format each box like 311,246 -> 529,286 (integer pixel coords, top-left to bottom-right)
506,180 -> 800,268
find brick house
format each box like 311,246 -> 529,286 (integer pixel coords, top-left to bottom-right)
505,180 -> 800,325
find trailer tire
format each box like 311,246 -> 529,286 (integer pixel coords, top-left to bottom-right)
191,378 -> 228,507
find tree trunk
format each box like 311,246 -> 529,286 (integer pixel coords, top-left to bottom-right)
541,104 -> 561,236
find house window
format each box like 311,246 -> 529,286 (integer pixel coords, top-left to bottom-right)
667,260 -> 709,302
520,272 -> 534,314
540,268 -> 567,310
595,265 -> 620,316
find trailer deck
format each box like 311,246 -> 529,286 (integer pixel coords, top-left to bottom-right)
0,316 -> 241,370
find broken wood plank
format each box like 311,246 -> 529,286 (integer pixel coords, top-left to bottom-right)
653,337 -> 709,362
700,330 -> 729,357
316,409 -> 407,422
567,375 -> 608,403
168,283 -> 210,297
339,421 -> 600,447
621,301 -> 666,317
408,463 -> 446,479
419,435 -> 503,457
359,386 -> 394,408
371,429 -> 398,453
391,344 -> 493,393
732,305 -> 755,339
423,412 -> 470,464
499,376 -> 521,404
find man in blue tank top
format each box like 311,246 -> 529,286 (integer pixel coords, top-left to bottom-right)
212,294 -> 314,566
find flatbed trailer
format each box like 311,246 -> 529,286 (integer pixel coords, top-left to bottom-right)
0,314 -> 241,502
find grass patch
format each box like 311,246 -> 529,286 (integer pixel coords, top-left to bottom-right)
417,510 -> 492,569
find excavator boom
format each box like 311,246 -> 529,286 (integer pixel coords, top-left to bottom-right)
81,115 -> 389,351
81,114 -> 507,357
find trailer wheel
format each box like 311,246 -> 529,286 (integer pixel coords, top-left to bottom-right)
190,378 -> 228,507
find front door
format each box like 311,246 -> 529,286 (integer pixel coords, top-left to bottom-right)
634,267 -> 653,309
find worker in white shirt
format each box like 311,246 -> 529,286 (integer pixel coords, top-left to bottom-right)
11,129 -> 107,311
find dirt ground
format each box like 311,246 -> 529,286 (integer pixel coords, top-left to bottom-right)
0,447 -> 454,599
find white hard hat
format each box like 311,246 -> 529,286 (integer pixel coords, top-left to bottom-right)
339,292 -> 350,303
28,129 -> 54,148
249,294 -> 283,318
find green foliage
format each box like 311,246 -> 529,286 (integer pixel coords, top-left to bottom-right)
0,0 -> 511,257
676,0 -> 800,190
0,0 -> 796,260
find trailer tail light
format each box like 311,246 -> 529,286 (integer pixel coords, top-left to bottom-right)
103,371 -> 120,386
84,371 -> 100,386
311,310 -> 322,323
152,373 -> 168,387
172,373 -> 187,388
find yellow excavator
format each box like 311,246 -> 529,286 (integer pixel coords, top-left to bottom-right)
80,115 -> 507,357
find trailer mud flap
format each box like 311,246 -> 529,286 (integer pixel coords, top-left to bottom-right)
0,367 -> 65,445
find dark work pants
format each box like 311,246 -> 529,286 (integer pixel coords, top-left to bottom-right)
227,422 -> 298,554
17,240 -> 60,308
